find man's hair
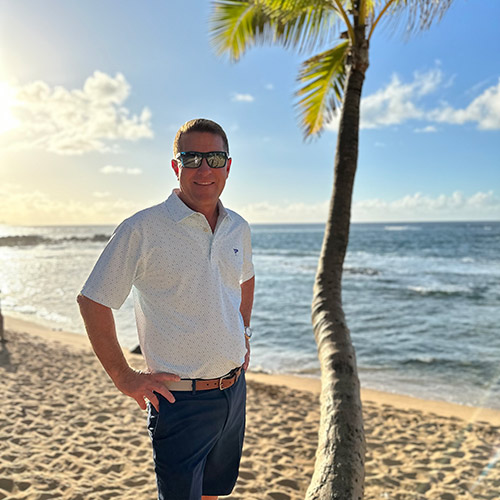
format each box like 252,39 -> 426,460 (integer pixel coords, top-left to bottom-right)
173,118 -> 229,156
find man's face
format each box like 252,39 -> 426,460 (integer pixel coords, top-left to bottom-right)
171,132 -> 231,213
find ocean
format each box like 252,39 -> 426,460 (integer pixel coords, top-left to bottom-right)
1,221 -> 499,409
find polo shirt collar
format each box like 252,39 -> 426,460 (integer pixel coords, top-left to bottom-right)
165,189 -> 232,223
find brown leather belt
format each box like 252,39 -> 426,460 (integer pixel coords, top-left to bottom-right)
165,366 -> 243,392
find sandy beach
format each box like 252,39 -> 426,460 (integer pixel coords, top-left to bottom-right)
1,316 -> 499,500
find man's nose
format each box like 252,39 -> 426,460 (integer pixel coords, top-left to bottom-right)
198,158 -> 212,173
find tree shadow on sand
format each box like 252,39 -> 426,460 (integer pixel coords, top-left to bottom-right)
0,334 -> 18,373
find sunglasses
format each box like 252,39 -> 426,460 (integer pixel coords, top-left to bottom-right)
175,151 -> 229,169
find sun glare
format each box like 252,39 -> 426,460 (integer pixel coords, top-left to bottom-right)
0,81 -> 20,135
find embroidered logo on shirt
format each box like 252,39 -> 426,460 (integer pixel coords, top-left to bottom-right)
233,248 -> 239,255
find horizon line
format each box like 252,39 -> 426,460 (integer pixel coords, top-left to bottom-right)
1,219 -> 499,228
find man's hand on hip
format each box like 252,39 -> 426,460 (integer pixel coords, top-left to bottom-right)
113,367 -> 181,411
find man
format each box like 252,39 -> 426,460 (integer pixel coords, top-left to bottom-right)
77,118 -> 255,500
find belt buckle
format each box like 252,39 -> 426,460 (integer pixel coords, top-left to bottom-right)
219,372 -> 232,390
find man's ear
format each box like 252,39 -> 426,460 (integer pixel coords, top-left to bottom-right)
226,158 -> 232,176
171,159 -> 180,179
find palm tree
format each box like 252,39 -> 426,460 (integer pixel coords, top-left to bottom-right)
210,1 -> 454,498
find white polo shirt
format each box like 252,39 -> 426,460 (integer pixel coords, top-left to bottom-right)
81,190 -> 254,379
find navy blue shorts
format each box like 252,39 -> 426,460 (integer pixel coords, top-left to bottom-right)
147,372 -> 246,500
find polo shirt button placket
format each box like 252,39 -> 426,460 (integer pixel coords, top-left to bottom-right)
209,232 -> 216,263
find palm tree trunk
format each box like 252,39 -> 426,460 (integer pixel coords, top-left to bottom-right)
306,47 -> 367,500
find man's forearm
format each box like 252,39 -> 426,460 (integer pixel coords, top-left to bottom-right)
77,294 -> 179,410
240,276 -> 255,326
77,294 -> 131,384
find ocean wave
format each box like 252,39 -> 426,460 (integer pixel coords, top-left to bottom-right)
256,248 -> 318,258
402,356 -> 438,365
344,266 -> 380,276
400,357 -> 485,371
0,234 -> 110,247
256,257 -> 379,277
461,257 -> 475,263
408,284 -> 477,297
384,225 -> 421,231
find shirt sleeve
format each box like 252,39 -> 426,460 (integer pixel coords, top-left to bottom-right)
80,220 -> 143,309
240,222 -> 255,284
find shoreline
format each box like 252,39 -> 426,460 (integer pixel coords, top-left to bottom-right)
5,314 -> 500,426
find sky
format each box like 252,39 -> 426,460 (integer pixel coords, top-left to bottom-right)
0,0 -> 499,225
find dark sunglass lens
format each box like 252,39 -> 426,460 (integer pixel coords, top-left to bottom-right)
207,153 -> 227,168
182,153 -> 201,168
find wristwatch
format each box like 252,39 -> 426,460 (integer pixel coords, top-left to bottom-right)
244,326 -> 253,340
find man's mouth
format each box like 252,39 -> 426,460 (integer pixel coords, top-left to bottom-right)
195,181 -> 214,186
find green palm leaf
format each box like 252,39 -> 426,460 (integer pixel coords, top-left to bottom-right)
373,0 -> 455,39
262,0 -> 342,53
210,0 -> 341,61
210,1 -> 273,61
295,41 -> 349,137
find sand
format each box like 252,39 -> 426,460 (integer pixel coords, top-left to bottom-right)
1,316 -> 499,500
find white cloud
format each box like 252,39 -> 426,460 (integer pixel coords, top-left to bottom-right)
359,68 -> 442,129
429,79 -> 500,130
240,200 -> 329,223
0,184 -> 149,225
325,68 -> 442,132
100,165 -> 123,174
126,167 -> 143,175
1,71 -> 153,155
464,77 -> 496,97
265,83 -> 274,90
352,191 -> 500,222
2,183 -> 497,225
325,68 -> 500,132
93,191 -> 110,198
414,125 -> 437,133
100,165 -> 143,175
237,191 -> 500,223
232,93 -> 255,103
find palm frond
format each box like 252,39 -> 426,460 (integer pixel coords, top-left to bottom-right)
263,0 -> 345,52
295,41 -> 349,137
210,0 -> 345,61
374,0 -> 455,39
210,1 -> 273,61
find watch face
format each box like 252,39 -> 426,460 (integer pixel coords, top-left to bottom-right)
244,326 -> 253,339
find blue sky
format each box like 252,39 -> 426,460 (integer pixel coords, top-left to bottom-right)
0,0 -> 499,225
